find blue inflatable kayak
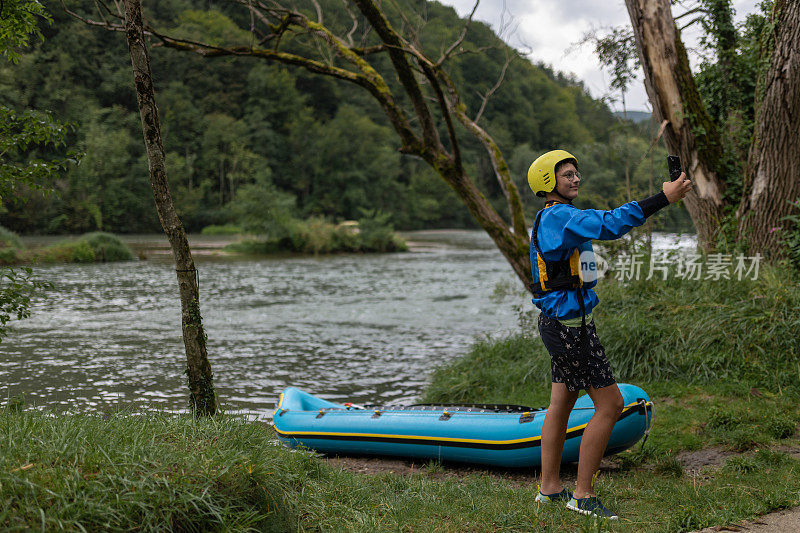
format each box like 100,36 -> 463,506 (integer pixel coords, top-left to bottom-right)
272,384 -> 653,467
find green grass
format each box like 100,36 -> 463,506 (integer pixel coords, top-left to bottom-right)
4,261 -> 799,531
0,226 -> 24,250
2,406 -> 798,532
226,217 -> 407,256
0,232 -> 134,265
426,263 -> 800,404
0,409 -> 301,531
201,224 -> 243,236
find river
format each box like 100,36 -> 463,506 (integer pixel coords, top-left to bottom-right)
0,231 -> 695,419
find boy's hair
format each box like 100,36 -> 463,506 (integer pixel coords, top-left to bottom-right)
554,158 -> 579,175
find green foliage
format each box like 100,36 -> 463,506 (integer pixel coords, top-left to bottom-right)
702,403 -> 798,451
425,261 -> 800,408
0,266 -> 50,342
231,170 -> 296,240
0,225 -> 23,249
227,216 -> 406,255
0,0 -> 638,236
0,411 -> 300,531
578,27 -> 639,105
1,233 -> 134,264
777,198 -> 800,273
82,232 -> 135,261
0,0 -> 51,64
5,401 -> 800,531
357,211 -> 406,253
200,224 -> 242,235
693,0 -> 775,203
596,263 -> 800,389
0,106 -> 77,203
63,240 -> 95,262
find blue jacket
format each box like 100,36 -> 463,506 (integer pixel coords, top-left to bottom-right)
530,201 -> 649,320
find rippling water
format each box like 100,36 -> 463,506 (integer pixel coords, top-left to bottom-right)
1,231 -> 534,417
0,231 -> 696,418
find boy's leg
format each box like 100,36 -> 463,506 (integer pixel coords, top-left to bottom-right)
539,382 -> 579,494
573,383 -> 624,498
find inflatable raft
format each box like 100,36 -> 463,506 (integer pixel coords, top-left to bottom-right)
273,384 -> 653,467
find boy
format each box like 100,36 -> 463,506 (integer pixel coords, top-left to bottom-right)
528,149 -> 691,518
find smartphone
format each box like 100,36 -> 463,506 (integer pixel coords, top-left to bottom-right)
667,155 -> 682,181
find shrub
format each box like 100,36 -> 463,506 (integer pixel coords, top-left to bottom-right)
200,224 -> 242,236
0,248 -> 20,264
225,216 -> 406,256
66,240 -> 96,263
82,232 -> 135,262
0,226 -> 23,250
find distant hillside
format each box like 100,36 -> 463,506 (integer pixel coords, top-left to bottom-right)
1,0 -> 692,235
613,110 -> 652,123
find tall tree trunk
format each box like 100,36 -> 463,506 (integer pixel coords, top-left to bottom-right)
123,0 -> 216,415
625,0 -> 729,251
737,0 -> 800,256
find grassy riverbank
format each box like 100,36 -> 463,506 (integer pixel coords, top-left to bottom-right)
3,264 -> 799,531
215,217 -> 408,255
3,396 -> 799,532
0,230 -> 135,265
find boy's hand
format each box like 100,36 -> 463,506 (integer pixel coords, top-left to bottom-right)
663,173 -> 692,203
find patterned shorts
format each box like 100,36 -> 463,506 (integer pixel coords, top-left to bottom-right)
537,313 -> 616,392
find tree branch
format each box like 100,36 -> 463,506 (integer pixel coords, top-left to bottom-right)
437,0 -> 479,65
351,0 -> 442,151
474,51 -> 514,124
341,0 -> 359,46
432,65 -> 528,241
416,57 -> 462,173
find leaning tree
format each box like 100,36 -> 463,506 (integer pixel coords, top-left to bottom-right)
67,0 -> 534,288
125,0 -> 216,415
624,0 -> 800,254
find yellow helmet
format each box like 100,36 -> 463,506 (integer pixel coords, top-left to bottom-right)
527,149 -> 578,197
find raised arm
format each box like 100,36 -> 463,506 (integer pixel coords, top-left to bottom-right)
538,173 -> 692,253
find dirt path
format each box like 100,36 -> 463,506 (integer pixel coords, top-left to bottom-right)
693,507 -> 800,532
323,454 -> 622,488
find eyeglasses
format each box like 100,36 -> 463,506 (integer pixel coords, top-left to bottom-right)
558,171 -> 581,182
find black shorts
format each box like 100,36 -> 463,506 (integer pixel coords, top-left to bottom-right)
537,313 -> 616,392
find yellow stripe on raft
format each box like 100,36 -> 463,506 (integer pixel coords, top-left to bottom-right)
274,401 -> 649,445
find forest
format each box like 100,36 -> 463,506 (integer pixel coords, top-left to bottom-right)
1,0 -> 690,236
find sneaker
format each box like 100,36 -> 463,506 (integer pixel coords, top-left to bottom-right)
535,487 -> 573,503
566,496 -> 619,519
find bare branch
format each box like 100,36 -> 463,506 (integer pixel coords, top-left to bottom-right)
428,63 -> 528,241
446,45 -> 494,59
673,6 -> 704,20
417,57 -> 462,173
437,0 -> 479,65
679,17 -> 704,31
61,0 -> 124,31
351,44 -> 387,56
352,0 -> 441,150
249,0 -> 255,48
384,0 -> 423,48
635,119 -> 669,167
341,0 -> 359,47
474,51 -> 514,124
309,0 -> 322,24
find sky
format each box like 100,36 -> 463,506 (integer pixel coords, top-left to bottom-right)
438,0 -> 761,112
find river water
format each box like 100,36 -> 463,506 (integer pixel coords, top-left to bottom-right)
0,231 -> 695,419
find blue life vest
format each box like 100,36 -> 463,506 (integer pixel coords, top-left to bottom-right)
530,200 -> 648,320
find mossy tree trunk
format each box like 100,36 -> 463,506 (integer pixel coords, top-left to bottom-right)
737,0 -> 800,256
123,0 -> 216,415
624,0 -> 729,252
